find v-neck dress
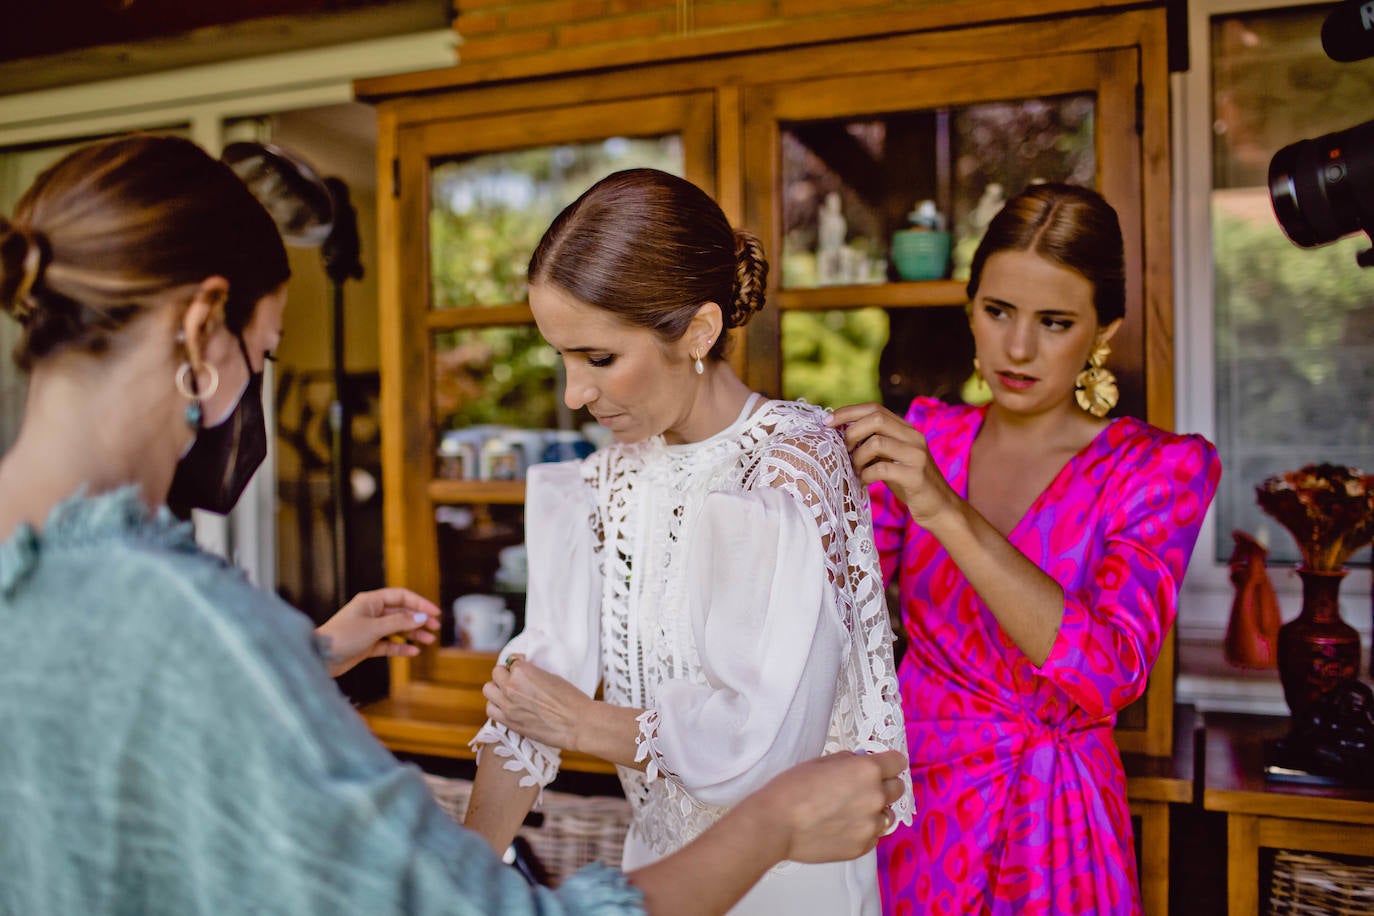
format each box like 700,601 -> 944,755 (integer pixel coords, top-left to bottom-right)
872,398 -> 1220,916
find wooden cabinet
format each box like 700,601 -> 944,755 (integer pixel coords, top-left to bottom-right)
1202,713 -> 1374,915
357,2 -> 1179,762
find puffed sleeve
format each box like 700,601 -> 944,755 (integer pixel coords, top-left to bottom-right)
470,461 -> 601,788
634,487 -> 846,808
869,480 -> 908,586
869,397 -> 944,584
1034,433 -> 1222,718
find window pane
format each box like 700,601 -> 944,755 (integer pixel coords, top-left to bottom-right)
1210,7 -> 1374,565
782,308 -> 889,408
431,326 -> 602,480
778,95 -> 1094,290
781,305 -> 986,412
429,136 -> 683,309
434,326 -> 563,430
435,503 -> 526,646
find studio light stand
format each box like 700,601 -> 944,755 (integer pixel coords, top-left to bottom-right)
221,141 -> 362,611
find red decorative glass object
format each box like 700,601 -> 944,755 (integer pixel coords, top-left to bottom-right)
1277,568 -> 1361,717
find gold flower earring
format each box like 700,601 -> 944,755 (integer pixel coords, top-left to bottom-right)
1075,338 -> 1118,418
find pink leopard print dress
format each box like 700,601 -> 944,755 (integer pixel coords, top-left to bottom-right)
873,398 -> 1220,916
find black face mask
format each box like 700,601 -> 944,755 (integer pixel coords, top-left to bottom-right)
167,337 -> 268,519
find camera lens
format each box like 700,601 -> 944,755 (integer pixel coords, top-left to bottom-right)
1268,118 -> 1374,248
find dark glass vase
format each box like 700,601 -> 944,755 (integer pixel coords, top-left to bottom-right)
1277,568 -> 1361,717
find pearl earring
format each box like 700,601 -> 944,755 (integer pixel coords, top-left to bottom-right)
694,351 -> 705,375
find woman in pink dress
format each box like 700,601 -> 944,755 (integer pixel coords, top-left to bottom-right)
828,183 -> 1221,915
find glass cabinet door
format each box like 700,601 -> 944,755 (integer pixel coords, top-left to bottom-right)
742,49 -> 1161,746
741,50 -> 1144,417
385,94 -> 715,661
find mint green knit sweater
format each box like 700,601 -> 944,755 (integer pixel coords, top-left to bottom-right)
0,487 -> 642,916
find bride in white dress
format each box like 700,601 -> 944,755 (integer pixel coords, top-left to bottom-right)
463,168 -> 913,915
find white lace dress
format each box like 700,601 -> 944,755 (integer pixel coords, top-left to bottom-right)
472,397 -> 913,915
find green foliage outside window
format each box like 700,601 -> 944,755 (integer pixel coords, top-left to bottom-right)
1212,200 -> 1373,565
427,137 -> 682,431
781,309 -> 888,408
429,138 -> 682,309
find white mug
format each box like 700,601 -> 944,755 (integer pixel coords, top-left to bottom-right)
454,593 -> 515,652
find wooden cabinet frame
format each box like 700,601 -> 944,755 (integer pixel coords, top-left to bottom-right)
362,4 -> 1179,760
738,47 -> 1144,397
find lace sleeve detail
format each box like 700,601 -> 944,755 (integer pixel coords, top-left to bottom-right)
742,405 -> 915,827
470,720 -> 562,791
633,708 -> 682,786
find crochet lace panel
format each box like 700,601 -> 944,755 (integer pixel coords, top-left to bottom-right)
593,400 -> 912,856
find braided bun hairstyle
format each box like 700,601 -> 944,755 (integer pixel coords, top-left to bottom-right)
732,228 -> 768,331
0,134 -> 289,371
528,168 -> 768,361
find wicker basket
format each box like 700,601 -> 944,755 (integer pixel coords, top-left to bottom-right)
423,773 -> 632,886
1270,850 -> 1374,915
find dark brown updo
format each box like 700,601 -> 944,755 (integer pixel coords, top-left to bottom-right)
527,168 -> 767,360
966,182 -> 1126,326
0,134 -> 289,371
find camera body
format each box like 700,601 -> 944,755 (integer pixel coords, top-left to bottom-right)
1266,1 -> 1374,267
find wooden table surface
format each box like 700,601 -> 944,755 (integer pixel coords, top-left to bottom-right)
1122,703 -> 1198,804
1201,711 -> 1374,823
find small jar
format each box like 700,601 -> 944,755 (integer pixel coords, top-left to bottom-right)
436,432 -> 476,480
480,435 -> 522,481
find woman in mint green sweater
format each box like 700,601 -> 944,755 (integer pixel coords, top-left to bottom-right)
0,133 -> 905,916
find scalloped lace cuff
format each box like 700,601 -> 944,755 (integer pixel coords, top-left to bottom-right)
470,720 -> 561,791
633,709 -> 681,785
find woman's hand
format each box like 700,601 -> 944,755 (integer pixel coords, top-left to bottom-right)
831,402 -> 1067,665
627,750 -> 909,915
764,750 -> 909,863
316,587 -> 441,677
826,402 -> 960,527
483,656 -> 594,752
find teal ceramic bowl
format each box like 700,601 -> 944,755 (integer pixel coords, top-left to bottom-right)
891,229 -> 951,281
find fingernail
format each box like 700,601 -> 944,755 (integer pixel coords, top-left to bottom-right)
413,612 -> 428,624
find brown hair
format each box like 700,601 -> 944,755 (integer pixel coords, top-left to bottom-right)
966,182 -> 1125,325
527,168 -> 766,361
0,134 -> 289,371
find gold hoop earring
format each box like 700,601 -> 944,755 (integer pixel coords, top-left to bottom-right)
175,361 -> 219,429
1075,339 -> 1118,418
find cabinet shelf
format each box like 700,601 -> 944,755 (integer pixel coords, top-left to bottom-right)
429,479 -> 527,504
360,679 -> 615,773
426,303 -> 533,331
774,279 -> 967,311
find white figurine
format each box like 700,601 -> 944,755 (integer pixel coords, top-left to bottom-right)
952,182 -> 1007,281
816,191 -> 847,285
968,182 -> 1006,235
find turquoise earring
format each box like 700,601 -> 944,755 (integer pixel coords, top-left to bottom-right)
175,361 -> 218,431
